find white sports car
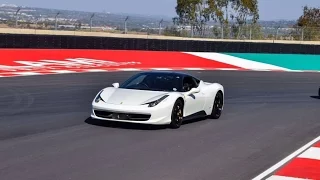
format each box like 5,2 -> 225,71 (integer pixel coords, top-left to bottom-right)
91,71 -> 224,128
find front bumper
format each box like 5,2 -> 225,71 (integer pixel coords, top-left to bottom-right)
91,101 -> 173,125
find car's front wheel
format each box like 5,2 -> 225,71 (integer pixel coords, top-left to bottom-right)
210,91 -> 223,119
169,99 -> 184,129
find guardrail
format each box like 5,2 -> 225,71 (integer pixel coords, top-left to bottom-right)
1,28 -> 320,54
1,28 -> 320,45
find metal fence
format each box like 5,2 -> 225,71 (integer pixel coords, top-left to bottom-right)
140,24 -> 319,41
2,25 -> 319,42
1,11 -> 320,41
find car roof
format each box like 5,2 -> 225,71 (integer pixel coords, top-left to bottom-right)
138,71 -> 196,78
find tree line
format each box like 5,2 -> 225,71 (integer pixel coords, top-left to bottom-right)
172,0 -> 320,41
172,0 -> 259,37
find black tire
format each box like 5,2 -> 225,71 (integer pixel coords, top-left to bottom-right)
210,91 -> 223,119
169,99 -> 184,129
318,87 -> 320,97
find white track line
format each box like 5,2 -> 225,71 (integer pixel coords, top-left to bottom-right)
150,68 -> 173,70
183,68 -> 205,70
118,68 -> 140,71
252,135 -> 320,180
266,175 -> 312,180
252,69 -> 272,71
13,72 -> 42,76
216,68 -> 239,70
85,69 -> 108,72
286,70 -> 304,72
51,70 -> 75,73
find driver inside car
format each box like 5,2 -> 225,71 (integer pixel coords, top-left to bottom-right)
183,82 -> 191,91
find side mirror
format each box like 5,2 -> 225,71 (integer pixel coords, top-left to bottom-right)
112,82 -> 119,88
191,87 -> 200,94
185,87 -> 200,96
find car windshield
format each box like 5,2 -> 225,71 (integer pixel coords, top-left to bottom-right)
119,73 -> 183,92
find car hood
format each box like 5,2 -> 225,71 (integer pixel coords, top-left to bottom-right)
99,88 -> 169,106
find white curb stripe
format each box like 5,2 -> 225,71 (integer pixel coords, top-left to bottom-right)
184,52 -> 291,71
297,147 -> 320,160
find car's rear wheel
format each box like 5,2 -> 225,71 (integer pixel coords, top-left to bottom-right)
210,91 -> 223,119
169,99 -> 184,129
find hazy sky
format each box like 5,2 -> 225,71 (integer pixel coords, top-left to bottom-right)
1,0 -> 319,20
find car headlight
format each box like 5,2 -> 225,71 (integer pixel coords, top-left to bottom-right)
143,95 -> 169,107
94,90 -> 105,103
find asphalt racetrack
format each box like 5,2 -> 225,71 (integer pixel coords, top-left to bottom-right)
1,70 -> 320,180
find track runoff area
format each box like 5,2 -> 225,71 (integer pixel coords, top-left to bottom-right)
0,49 -> 320,180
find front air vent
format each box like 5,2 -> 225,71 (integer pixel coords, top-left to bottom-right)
94,110 -> 151,121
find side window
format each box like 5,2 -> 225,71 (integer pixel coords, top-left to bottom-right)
192,77 -> 200,87
182,76 -> 197,91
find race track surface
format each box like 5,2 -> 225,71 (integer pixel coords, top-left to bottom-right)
1,71 -> 320,180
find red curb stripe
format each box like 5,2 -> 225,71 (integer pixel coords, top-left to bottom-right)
0,49 -> 241,69
314,142 -> 320,148
274,158 -> 320,179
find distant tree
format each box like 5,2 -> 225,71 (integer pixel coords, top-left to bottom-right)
173,0 -> 212,36
163,26 -> 180,36
227,0 -> 259,38
297,6 -> 320,27
212,26 -> 221,38
247,23 -> 264,40
291,6 -> 320,41
173,0 -> 259,38
162,26 -> 187,37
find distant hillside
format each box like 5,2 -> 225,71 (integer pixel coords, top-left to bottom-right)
0,4 -> 174,30
0,4 -> 297,29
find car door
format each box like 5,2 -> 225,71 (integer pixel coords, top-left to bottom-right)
182,76 -> 206,117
